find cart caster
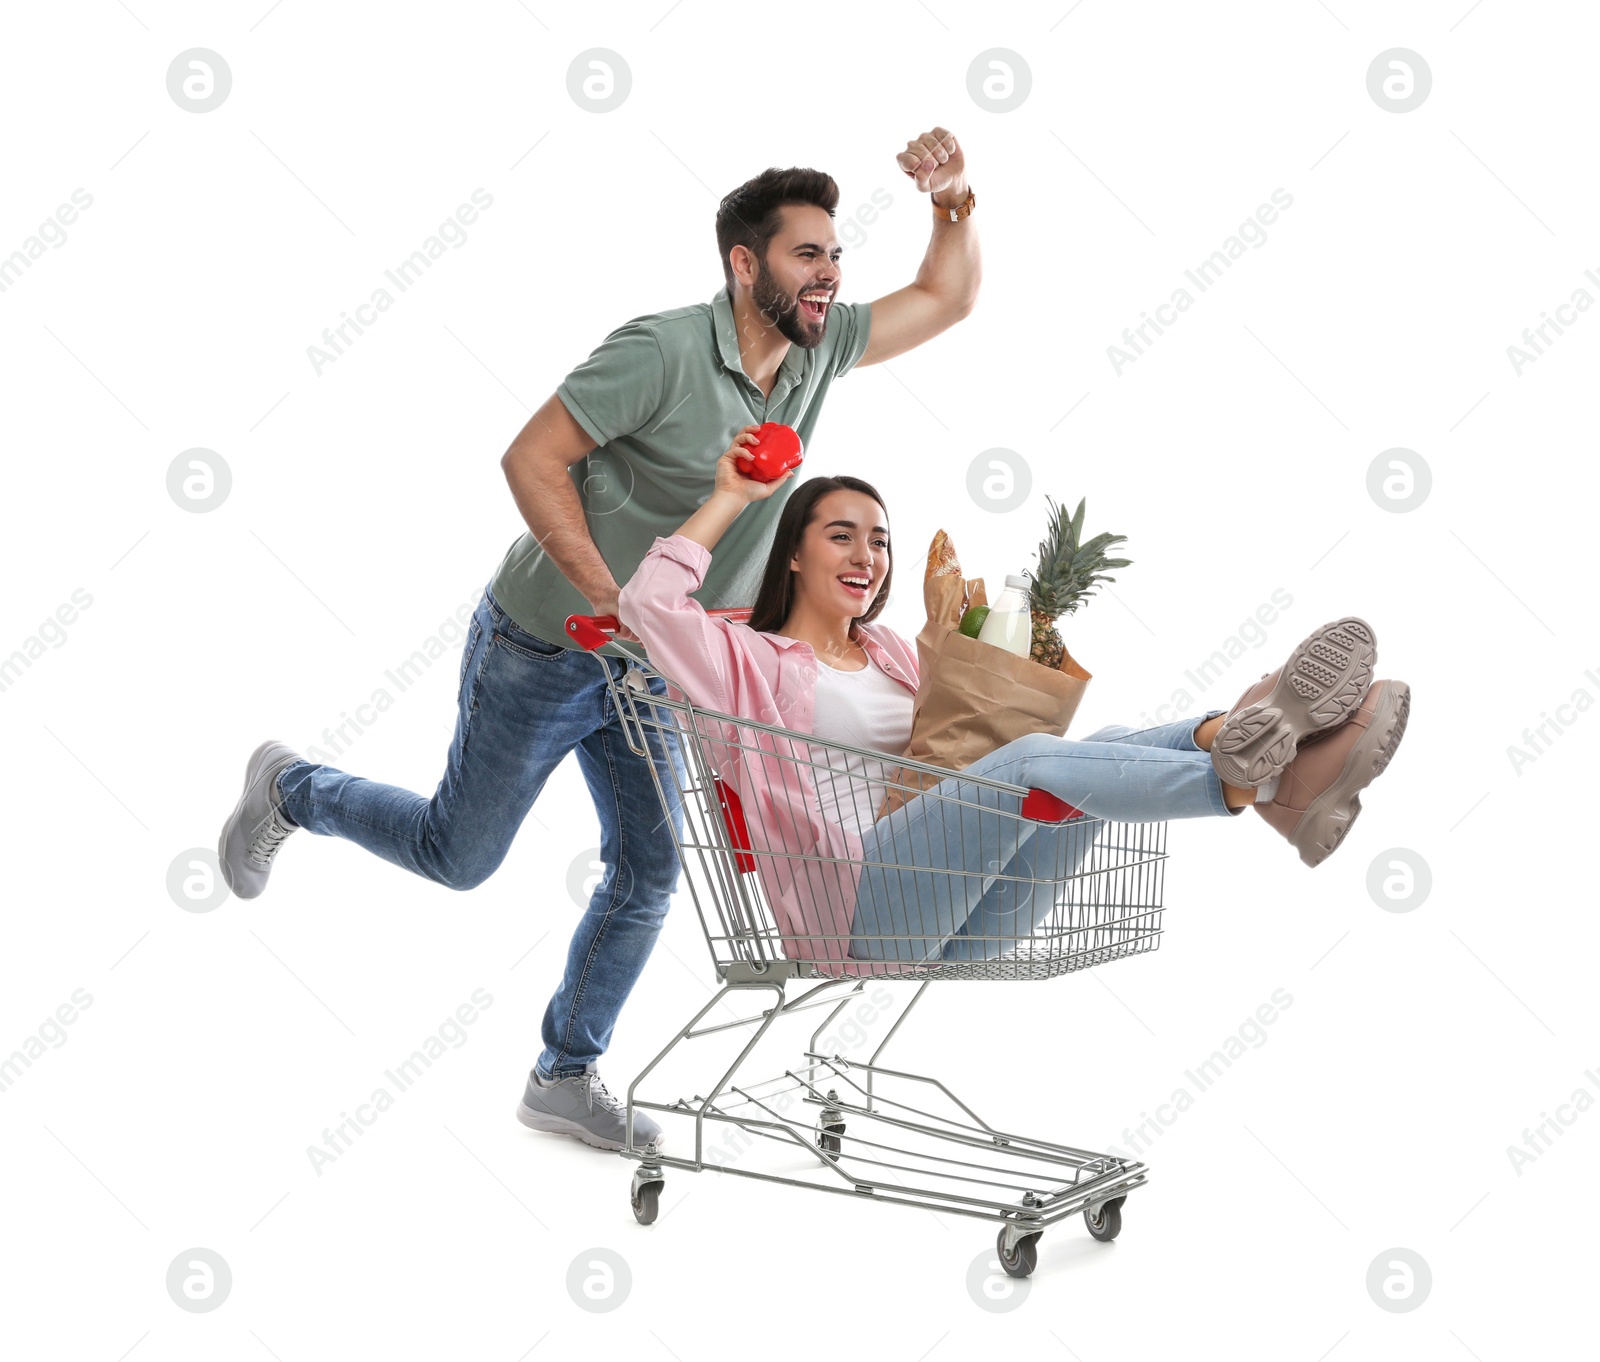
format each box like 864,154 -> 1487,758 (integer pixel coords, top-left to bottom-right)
630,1158 -> 664,1227
817,1122 -> 845,1159
996,1227 -> 1041,1279
1084,1196 -> 1125,1242
630,1179 -> 662,1225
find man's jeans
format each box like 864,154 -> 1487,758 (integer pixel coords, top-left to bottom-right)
851,712 -> 1233,964
276,584 -> 685,1079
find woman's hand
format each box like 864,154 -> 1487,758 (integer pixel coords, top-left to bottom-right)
713,424 -> 796,503
669,426 -> 796,556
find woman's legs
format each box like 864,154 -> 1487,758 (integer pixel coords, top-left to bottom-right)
852,728 -> 1239,963
908,620 -> 1396,956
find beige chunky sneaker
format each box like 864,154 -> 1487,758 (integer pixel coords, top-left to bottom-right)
1211,617 -> 1377,788
1253,679 -> 1411,867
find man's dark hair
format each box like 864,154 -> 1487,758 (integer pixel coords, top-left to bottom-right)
747,475 -> 893,635
715,167 -> 839,292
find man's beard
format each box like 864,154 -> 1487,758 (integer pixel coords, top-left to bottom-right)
752,257 -> 825,350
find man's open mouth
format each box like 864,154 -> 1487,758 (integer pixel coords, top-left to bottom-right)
799,289 -> 832,321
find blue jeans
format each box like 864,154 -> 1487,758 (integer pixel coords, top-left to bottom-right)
276,585 -> 685,1079
850,712 -> 1233,963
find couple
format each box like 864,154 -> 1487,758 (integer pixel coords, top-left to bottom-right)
215,127 -> 1405,1158
619,431 -> 1412,969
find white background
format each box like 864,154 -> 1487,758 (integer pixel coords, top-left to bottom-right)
1,1 -> 1595,1358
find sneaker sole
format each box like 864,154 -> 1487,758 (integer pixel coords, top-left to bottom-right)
514,1101 -> 663,1153
1293,680 -> 1411,868
1212,617 -> 1377,788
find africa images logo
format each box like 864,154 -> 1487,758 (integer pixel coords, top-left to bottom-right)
306,989 -> 493,1174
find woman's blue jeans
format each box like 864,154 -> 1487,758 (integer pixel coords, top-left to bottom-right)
850,712 -> 1233,963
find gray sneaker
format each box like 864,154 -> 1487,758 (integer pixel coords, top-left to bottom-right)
515,1065 -> 664,1152
218,740 -> 304,900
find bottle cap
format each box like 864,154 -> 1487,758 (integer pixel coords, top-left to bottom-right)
1004,574 -> 1031,590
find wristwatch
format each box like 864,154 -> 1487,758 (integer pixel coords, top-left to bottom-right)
935,186 -> 975,222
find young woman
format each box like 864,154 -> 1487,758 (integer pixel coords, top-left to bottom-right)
618,426 -> 1411,967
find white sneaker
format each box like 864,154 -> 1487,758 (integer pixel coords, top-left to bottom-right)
218,741 -> 304,900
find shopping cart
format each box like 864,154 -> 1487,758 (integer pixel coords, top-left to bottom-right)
565,610 -> 1169,1278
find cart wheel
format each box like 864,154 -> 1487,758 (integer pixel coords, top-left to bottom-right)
1084,1196 -> 1124,1242
631,1180 -> 662,1226
818,1123 -> 845,1158
996,1227 -> 1040,1279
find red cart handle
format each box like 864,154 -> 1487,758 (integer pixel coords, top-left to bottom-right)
565,613 -> 621,651
564,608 -> 753,652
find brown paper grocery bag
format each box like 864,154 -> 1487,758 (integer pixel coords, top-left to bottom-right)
877,534 -> 1092,819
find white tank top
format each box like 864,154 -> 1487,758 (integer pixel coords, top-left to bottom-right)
808,651 -> 915,837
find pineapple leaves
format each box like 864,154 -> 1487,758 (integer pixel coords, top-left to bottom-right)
1024,495 -> 1133,620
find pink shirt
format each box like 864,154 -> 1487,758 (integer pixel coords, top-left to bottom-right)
618,534 -> 922,977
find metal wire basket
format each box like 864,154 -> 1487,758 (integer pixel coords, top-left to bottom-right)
567,612 -> 1167,983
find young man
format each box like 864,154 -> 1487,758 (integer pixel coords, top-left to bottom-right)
218,127 -> 980,1152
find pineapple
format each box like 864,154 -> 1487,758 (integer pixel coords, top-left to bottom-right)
1026,497 -> 1131,668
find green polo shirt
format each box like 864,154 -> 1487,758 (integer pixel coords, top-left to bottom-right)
490,286 -> 873,655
